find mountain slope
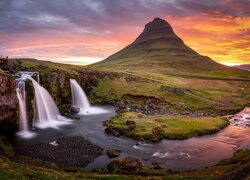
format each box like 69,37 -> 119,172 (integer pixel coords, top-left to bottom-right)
234,64 -> 250,71
92,18 -> 244,75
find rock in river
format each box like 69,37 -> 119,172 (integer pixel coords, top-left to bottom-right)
107,148 -> 121,158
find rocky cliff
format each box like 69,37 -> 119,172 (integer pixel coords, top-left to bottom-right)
0,72 -> 18,134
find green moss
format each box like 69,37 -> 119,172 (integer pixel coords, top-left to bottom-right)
104,112 -> 229,141
0,137 -> 14,158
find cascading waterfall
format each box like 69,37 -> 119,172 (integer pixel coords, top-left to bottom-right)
16,74 -> 36,138
70,79 -> 108,114
15,71 -> 71,138
31,78 -> 71,129
70,79 -> 91,111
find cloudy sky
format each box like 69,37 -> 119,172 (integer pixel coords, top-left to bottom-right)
0,0 -> 249,66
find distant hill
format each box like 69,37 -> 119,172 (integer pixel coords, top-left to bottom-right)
92,18 -> 245,76
234,64 -> 250,71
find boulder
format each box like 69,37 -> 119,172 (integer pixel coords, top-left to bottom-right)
107,148 -> 121,158
71,106 -> 80,113
108,156 -> 144,174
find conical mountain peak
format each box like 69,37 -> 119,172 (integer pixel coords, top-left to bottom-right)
145,17 -> 174,33
133,17 -> 177,44
92,17 -> 226,74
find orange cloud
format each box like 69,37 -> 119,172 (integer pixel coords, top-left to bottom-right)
166,15 -> 250,65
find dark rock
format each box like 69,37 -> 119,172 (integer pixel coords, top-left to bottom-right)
161,85 -> 185,95
105,128 -> 120,137
151,126 -> 165,141
71,106 -> 80,113
108,156 -> 144,174
126,120 -> 136,130
0,72 -> 18,134
107,148 -> 121,158
152,162 -> 162,169
19,136 -> 103,167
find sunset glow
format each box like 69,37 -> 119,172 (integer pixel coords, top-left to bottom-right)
0,0 -> 249,66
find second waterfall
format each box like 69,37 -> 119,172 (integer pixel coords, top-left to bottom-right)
70,79 -> 108,114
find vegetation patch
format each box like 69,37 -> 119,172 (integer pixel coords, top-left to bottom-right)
104,112 -> 229,141
0,150 -> 249,179
0,137 -> 14,158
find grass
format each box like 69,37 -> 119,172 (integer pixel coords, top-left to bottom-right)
104,112 -> 229,141
0,149 -> 249,179
4,58 -> 249,116
0,137 -> 14,158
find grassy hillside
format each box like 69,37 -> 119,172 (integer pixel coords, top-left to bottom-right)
2,58 -> 250,116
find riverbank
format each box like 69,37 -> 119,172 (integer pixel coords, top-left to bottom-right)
0,149 -> 249,179
104,112 -> 229,141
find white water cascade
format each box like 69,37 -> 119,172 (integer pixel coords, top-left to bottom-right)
16,74 -> 36,138
70,79 -> 91,111
70,79 -> 108,114
15,72 -> 71,138
31,78 -> 71,129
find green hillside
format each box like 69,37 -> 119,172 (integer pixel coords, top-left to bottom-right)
92,18 -> 250,78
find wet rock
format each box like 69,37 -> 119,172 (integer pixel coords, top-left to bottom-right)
108,156 -> 144,174
71,106 -> 80,113
105,128 -> 120,137
0,72 -> 18,134
19,136 -> 103,167
107,148 -> 121,158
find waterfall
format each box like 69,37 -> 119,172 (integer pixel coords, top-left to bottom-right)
70,79 -> 91,111
16,81 -> 28,132
70,79 -> 108,114
15,72 -> 71,138
16,76 -> 36,138
31,78 -> 71,129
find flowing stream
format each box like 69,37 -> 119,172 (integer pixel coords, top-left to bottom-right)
15,75 -> 250,171
16,106 -> 250,171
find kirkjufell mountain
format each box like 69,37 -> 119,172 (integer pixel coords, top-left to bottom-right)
92,18 -> 236,74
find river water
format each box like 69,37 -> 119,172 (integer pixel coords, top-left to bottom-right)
16,106 -> 250,171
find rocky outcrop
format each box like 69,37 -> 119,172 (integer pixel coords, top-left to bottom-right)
0,72 -> 18,134
161,85 -> 191,95
108,156 -> 144,174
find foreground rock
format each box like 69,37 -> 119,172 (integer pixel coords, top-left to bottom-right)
107,148 -> 121,158
108,156 -> 145,174
19,136 -> 103,167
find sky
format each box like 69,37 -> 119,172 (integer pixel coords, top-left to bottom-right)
0,0 -> 249,66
